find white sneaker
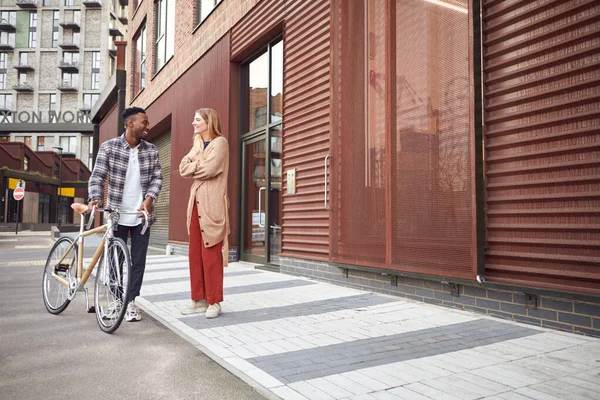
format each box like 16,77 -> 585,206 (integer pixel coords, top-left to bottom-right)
101,302 -> 119,320
180,300 -> 209,315
205,303 -> 221,319
125,301 -> 142,322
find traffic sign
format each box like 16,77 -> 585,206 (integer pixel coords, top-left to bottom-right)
13,187 -> 24,201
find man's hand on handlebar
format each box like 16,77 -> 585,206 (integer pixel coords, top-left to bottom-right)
88,199 -> 99,211
138,197 -> 152,218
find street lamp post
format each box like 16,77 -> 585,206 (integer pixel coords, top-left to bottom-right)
53,146 -> 63,225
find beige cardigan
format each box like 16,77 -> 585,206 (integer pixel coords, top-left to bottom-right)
179,136 -> 230,266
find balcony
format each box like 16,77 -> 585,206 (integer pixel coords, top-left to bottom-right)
59,16 -> 81,31
13,63 -> 34,72
0,17 -> 17,32
82,0 -> 102,7
16,0 -> 38,8
109,25 -> 123,37
13,83 -> 34,92
58,81 -> 78,92
58,61 -> 79,72
59,40 -> 79,50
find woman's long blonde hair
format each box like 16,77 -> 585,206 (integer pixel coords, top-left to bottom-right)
193,108 -> 222,151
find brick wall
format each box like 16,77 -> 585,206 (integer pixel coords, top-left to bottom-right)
280,257 -> 600,338
128,0 -> 260,108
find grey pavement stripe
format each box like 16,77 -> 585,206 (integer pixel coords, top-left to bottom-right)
142,279 -> 317,302
247,319 -> 541,383
181,294 -> 396,329
144,270 -> 265,286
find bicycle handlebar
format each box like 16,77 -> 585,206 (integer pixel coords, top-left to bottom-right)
85,205 -> 149,235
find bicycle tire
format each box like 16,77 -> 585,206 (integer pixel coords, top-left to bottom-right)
42,236 -> 77,315
94,237 -> 131,334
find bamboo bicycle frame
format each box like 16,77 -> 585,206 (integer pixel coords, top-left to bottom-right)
51,224 -> 107,290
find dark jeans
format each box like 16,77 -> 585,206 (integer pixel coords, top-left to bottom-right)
114,224 -> 150,302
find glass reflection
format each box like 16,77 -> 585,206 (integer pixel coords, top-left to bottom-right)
243,140 -> 266,258
269,125 -> 282,265
248,52 -> 268,131
270,41 -> 283,124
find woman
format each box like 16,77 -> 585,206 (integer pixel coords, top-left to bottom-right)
179,108 -> 229,319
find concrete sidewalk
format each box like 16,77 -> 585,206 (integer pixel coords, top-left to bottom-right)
137,255 -> 600,400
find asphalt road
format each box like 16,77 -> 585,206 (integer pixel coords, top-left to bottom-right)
0,232 -> 266,400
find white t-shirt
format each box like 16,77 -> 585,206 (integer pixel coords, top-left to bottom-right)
119,145 -> 143,226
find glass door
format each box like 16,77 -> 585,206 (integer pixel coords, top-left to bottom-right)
241,134 -> 267,263
240,38 -> 283,267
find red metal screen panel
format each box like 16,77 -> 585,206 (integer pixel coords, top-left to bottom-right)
483,0 -> 600,294
331,0 -> 474,278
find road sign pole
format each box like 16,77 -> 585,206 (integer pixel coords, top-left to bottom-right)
15,199 -> 20,235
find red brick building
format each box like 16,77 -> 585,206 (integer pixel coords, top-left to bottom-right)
91,0 -> 600,336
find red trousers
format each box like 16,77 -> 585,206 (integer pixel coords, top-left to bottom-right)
189,205 -> 223,304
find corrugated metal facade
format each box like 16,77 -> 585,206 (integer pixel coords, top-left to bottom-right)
231,0 -> 332,261
150,130 -> 171,248
483,0 -> 600,294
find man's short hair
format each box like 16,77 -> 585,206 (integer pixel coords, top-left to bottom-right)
122,107 -> 146,124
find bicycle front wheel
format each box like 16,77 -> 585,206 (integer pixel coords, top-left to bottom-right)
94,237 -> 131,334
42,236 -> 77,315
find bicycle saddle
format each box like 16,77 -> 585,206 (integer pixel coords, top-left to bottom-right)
71,203 -> 89,214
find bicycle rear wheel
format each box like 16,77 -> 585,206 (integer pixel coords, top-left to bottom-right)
42,237 -> 77,314
94,237 -> 131,334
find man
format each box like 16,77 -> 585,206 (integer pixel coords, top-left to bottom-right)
88,107 -> 162,322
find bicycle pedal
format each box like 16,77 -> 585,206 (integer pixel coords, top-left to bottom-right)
87,306 -> 96,313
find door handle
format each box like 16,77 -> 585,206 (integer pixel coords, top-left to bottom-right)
258,187 -> 266,228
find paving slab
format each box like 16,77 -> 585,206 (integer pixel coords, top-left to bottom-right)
137,255 -> 600,400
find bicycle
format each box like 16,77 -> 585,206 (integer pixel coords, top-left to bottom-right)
42,203 -> 148,334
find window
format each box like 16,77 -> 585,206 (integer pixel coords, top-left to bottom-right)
62,72 -> 79,88
59,136 -> 77,154
19,53 -> 28,66
24,157 -> 29,171
43,0 -> 51,5
91,52 -> 100,89
154,0 -> 174,71
63,51 -> 79,65
52,11 -> 59,48
29,12 -> 37,48
0,11 -> 16,26
196,0 -> 221,24
82,93 -> 99,109
49,94 -> 56,111
17,136 -> 33,148
133,24 -> 146,94
37,137 -> 45,151
88,136 -> 93,169
0,94 -> 11,109
65,0 -> 75,5
18,72 -> 27,85
0,32 -> 15,48
0,53 -> 5,90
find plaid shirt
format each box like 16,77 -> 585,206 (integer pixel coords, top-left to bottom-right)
88,134 -> 162,226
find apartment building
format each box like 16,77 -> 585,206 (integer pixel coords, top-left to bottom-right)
0,0 -> 127,169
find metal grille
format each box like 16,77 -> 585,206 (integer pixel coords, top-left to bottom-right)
331,0 -> 474,278
483,0 -> 600,294
150,130 -> 171,248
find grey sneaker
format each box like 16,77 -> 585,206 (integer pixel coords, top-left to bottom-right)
205,303 -> 221,319
125,301 -> 141,322
180,300 -> 209,315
